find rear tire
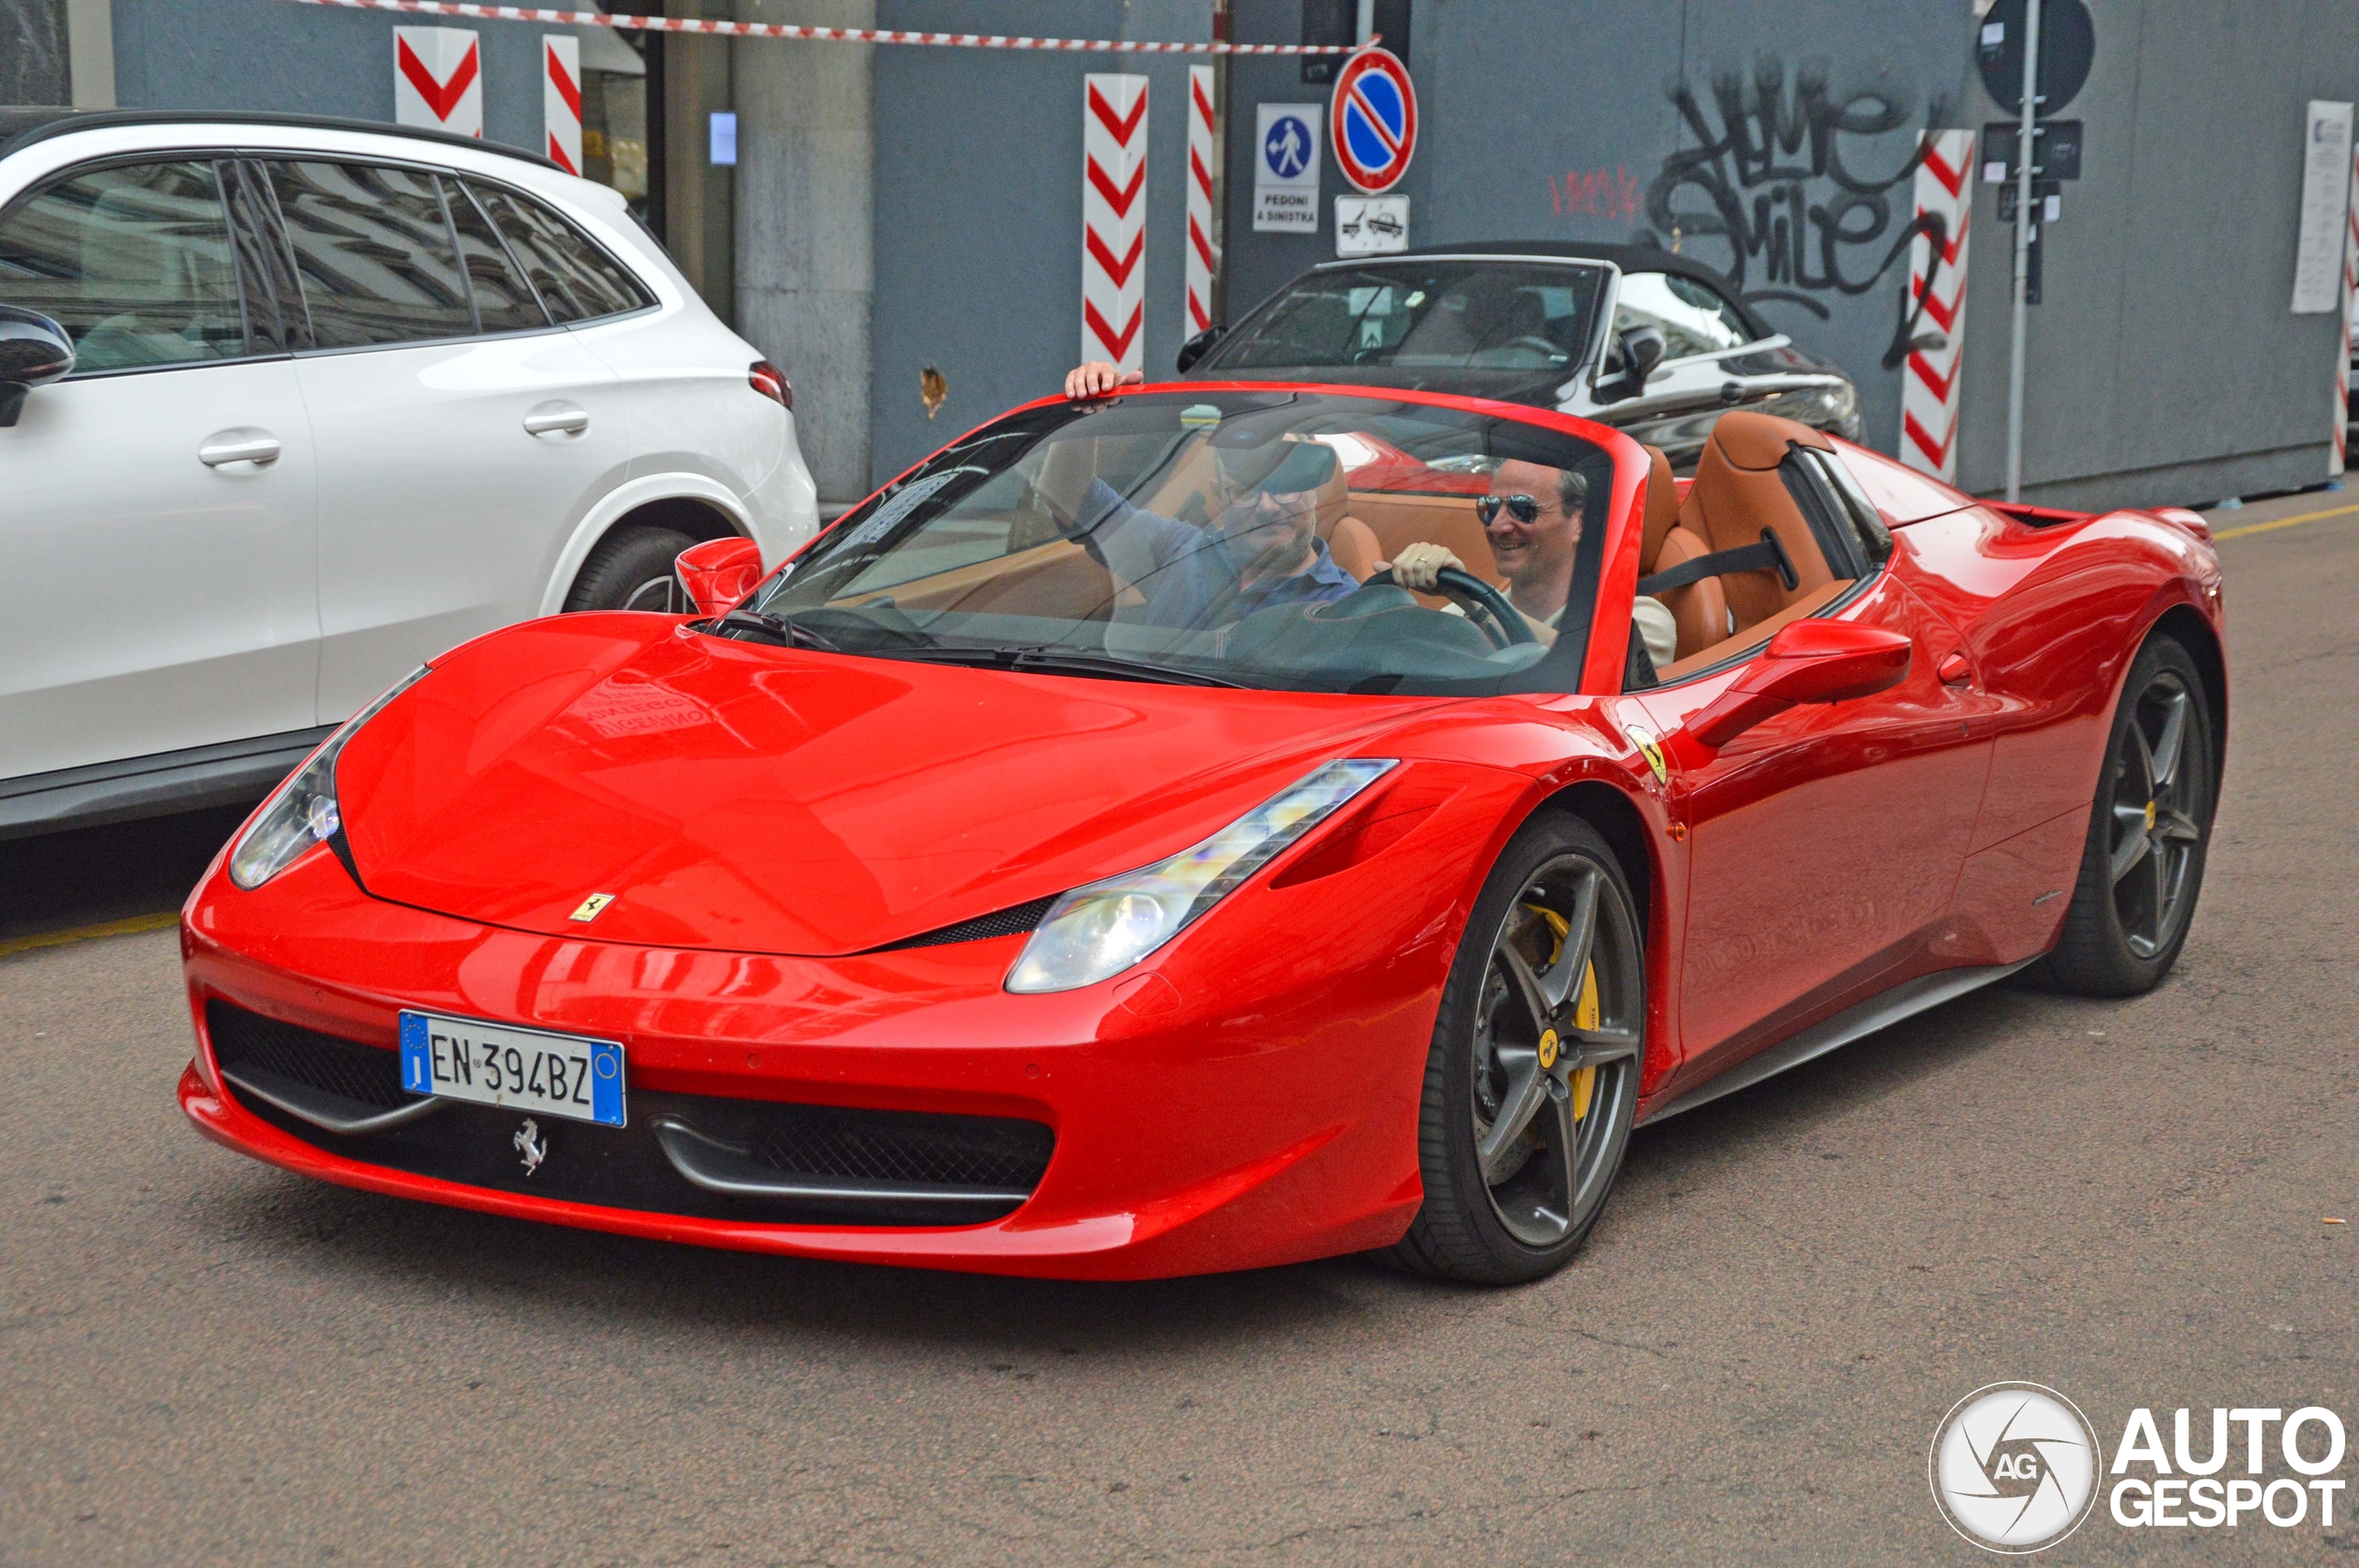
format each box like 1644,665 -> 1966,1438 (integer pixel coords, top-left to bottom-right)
2031,634 -> 2216,996
564,526 -> 698,614
1390,814 -> 1646,1285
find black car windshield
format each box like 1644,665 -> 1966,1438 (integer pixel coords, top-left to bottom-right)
739,390 -> 1615,696
1196,260 -> 1610,385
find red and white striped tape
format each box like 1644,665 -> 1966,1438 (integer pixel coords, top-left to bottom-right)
1899,129 -> 1973,482
393,26 -> 483,137
543,33 -> 581,174
2335,143 -> 2357,476
288,0 -> 1359,53
1082,74 -> 1147,372
1183,64 -> 1215,340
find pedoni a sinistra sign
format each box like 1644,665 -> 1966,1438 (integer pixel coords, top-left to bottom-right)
1931,1385 -> 2351,1551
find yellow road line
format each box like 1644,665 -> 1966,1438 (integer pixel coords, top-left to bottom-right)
0,910 -> 180,960
2212,499 -> 2359,542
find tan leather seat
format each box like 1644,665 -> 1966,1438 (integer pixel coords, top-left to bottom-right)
1326,516 -> 1383,580
1674,412 -> 1840,633
1309,463 -> 1384,581
1648,412 -> 1856,678
1635,443 -> 1730,661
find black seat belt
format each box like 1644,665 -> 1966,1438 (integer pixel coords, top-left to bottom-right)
1637,529 -> 1801,595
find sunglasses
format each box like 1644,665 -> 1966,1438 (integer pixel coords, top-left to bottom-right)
1476,494 -> 1544,526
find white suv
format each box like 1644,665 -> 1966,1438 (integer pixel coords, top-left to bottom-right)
0,109 -> 818,837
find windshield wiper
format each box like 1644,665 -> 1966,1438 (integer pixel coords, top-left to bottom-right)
910,645 -> 1246,689
711,609 -> 842,651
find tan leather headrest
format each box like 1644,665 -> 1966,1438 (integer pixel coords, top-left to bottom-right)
1327,515 -> 1382,581
1639,445 -> 1678,571
1700,410 -> 1830,472
1313,463 -> 1348,536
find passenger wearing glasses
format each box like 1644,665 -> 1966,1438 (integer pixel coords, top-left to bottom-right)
1389,461 -> 1678,670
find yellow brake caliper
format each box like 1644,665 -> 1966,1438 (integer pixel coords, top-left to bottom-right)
1523,905 -> 1600,1123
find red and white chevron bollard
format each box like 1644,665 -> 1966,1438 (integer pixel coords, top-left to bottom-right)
1899,129 -> 1972,481
1082,74 -> 1148,373
1183,64 -> 1216,341
544,34 -> 582,174
393,26 -> 483,137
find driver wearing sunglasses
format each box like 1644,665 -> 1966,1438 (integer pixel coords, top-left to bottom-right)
1381,460 -> 1678,669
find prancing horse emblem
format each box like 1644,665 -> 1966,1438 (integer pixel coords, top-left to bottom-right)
513,1117 -> 547,1176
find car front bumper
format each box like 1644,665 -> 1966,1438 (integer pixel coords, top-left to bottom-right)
178,837 -> 1465,1280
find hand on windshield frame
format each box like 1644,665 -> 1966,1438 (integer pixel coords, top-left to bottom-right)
1066,361 -> 1144,399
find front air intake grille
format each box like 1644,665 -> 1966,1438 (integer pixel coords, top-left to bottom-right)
205,1001 -> 1054,1226
752,1104 -> 1053,1190
207,1000 -> 410,1109
874,895 -> 1057,951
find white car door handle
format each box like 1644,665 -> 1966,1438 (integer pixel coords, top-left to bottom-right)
199,431 -> 281,467
523,404 -> 591,438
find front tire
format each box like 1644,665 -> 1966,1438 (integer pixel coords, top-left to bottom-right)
2033,633 -> 2216,996
564,525 -> 698,614
1391,814 -> 1646,1284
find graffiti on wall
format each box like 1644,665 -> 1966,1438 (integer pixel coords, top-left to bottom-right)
1642,58 -> 1954,369
1550,164 -> 1644,224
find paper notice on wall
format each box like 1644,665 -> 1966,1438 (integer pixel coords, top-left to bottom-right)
2292,100 -> 2354,313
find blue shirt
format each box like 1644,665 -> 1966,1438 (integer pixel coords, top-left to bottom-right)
1076,478 -> 1360,630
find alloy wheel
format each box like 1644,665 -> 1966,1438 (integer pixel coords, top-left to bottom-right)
618,574 -> 684,614
1468,851 -> 1644,1248
2106,671 -> 2205,959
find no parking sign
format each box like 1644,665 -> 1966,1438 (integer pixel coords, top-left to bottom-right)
1330,46 -> 1415,193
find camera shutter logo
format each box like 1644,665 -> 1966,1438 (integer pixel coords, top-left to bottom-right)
1929,1383 -> 2103,1552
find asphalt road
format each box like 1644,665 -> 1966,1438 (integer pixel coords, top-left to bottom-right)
4,497 -> 2354,1566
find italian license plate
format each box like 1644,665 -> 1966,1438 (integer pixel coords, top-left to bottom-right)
397,1011 -> 625,1128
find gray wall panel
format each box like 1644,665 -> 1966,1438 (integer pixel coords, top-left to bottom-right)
108,0 -> 558,155
1954,0 -> 2359,503
866,0 -> 1207,486
3,0 -> 72,106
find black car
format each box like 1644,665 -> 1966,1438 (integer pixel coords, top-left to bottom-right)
1180,241 -> 1862,471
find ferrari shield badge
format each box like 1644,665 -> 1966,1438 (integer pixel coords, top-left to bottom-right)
1625,721 -> 1670,786
569,892 -> 616,923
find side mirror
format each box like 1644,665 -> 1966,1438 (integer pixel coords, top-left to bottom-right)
1175,324 -> 1223,374
0,307 -> 76,428
1596,324 -> 1666,404
1683,619 -> 1910,751
674,536 -> 766,617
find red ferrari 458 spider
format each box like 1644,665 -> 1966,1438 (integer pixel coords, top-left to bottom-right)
179,385 -> 2225,1282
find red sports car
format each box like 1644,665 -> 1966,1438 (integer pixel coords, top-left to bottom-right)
179,386 -> 2225,1283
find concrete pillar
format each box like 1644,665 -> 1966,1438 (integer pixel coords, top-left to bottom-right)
1,0 -> 71,105
663,1 -> 736,327
733,0 -> 874,509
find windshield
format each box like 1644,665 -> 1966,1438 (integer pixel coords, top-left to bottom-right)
740,390 -> 1616,696
1198,261 -> 1609,380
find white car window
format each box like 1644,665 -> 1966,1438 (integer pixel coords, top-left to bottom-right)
1612,271 -> 1755,361
467,182 -> 651,324
444,178 -> 549,335
266,160 -> 474,348
0,159 -> 248,371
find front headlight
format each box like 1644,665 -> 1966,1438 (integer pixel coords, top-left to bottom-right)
229,665 -> 431,890
1004,758 -> 1397,994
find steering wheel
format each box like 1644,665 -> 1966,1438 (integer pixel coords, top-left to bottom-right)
1359,565 -> 1536,649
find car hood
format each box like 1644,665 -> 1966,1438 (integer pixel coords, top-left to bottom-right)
334,618 -> 1447,956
